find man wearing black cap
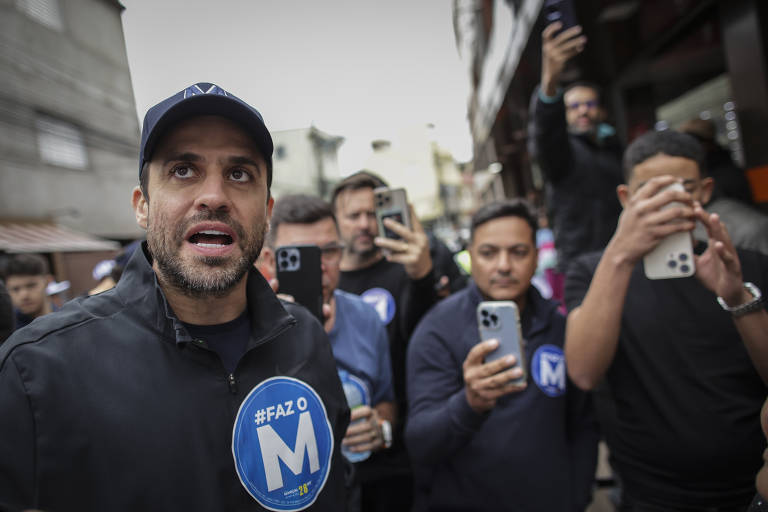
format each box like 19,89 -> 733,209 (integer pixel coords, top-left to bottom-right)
0,83 -> 349,511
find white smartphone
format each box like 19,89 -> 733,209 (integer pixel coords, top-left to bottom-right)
477,301 -> 526,385
643,182 -> 695,280
373,187 -> 411,241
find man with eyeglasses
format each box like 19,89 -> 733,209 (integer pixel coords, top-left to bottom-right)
262,194 -> 396,510
528,21 -> 624,272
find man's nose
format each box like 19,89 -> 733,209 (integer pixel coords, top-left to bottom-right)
195,175 -> 230,211
497,252 -> 512,271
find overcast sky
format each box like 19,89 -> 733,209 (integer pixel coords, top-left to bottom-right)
120,1 -> 474,171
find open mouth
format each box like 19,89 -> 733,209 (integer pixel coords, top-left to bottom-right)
188,230 -> 234,248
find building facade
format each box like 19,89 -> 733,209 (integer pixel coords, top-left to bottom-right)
0,0 -> 142,240
454,0 -> 768,209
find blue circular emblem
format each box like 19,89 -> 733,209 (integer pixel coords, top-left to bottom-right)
232,377 -> 334,511
531,345 -> 566,397
360,287 -> 396,325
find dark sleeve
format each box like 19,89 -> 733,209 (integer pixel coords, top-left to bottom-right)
566,382 -> 599,511
528,86 -> 574,183
429,235 -> 468,293
0,282 -> 14,344
0,353 -> 36,509
564,253 -> 599,312
405,320 -> 488,467
399,270 -> 438,338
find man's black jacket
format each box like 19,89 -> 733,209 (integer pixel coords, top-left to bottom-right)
0,244 -> 349,511
529,87 -> 624,271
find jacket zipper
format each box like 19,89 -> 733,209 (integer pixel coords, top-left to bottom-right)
227,373 -> 238,394
228,373 -> 238,394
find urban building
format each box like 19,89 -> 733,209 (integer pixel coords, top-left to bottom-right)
454,0 -> 768,209
1,0 -> 139,294
270,126 -> 344,201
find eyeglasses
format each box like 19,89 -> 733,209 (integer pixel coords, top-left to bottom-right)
566,100 -> 598,111
319,242 -> 345,263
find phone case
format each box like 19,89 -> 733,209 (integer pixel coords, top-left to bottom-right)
544,0 -> 578,32
477,301 -> 526,385
374,187 -> 411,241
275,245 -> 323,321
643,182 -> 695,280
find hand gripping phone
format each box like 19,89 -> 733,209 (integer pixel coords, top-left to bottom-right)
373,187 -> 412,241
275,244 -> 323,321
477,301 -> 526,385
643,182 -> 695,280
544,0 -> 578,33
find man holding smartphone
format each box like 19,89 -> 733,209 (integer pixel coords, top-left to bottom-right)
331,171 -> 438,511
565,130 -> 768,510
261,194 -> 396,509
406,199 -> 598,512
528,20 -> 624,272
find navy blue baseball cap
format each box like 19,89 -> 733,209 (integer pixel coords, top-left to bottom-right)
138,82 -> 273,187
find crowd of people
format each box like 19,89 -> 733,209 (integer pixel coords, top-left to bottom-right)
0,20 -> 766,512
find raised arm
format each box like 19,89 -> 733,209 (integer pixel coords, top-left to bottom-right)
529,23 -> 586,182
565,176 -> 695,389
694,206 -> 768,384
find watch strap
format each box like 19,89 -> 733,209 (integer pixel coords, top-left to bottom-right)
717,282 -> 763,317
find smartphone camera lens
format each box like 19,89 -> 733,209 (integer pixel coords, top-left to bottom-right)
679,253 -> 688,261
667,260 -> 677,268
680,264 -> 690,273
482,319 -> 490,328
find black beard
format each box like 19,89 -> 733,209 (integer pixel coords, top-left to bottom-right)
147,210 -> 266,298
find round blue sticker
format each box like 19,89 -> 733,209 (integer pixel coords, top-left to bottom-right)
360,287 -> 396,325
232,377 -> 334,511
531,345 -> 566,397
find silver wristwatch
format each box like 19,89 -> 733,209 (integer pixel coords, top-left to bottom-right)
379,420 -> 393,449
717,282 -> 763,317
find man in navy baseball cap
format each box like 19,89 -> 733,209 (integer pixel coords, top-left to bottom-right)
0,82 -> 351,510
139,82 -> 274,192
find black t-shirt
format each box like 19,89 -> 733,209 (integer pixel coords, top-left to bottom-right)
565,247 -> 768,509
338,258 -> 437,418
183,310 -> 250,373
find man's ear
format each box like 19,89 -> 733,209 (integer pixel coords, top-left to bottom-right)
617,184 -> 630,208
700,176 -> 715,205
131,186 -> 148,230
257,246 -> 276,280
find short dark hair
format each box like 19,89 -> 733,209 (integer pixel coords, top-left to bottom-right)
330,170 -> 388,210
139,161 -> 150,200
268,194 -> 337,247
564,81 -> 602,103
470,199 -> 538,243
3,253 -> 50,280
623,130 -> 706,182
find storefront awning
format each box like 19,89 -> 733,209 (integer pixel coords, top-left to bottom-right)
0,222 -> 120,253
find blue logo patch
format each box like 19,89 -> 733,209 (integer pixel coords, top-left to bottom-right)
531,345 -> 566,397
232,377 -> 333,511
361,287 -> 396,325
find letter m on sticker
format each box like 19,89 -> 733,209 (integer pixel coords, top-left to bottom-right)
540,353 -> 565,391
257,411 -> 320,492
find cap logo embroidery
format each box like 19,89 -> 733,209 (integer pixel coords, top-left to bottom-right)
183,84 -> 229,99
